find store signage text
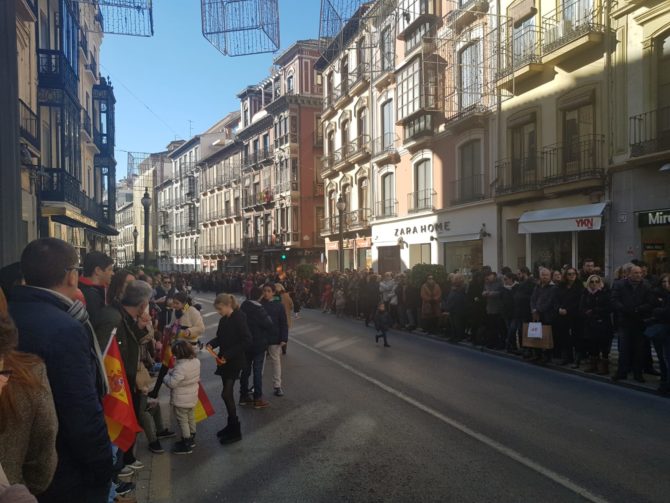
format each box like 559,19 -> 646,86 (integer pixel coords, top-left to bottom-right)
639,209 -> 670,227
575,218 -> 594,229
394,221 -> 451,237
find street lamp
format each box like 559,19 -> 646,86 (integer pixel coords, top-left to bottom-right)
194,237 -> 199,272
336,194 -> 346,272
132,227 -> 139,266
141,187 -> 152,268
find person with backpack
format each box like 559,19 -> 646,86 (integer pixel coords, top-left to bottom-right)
239,288 -> 274,409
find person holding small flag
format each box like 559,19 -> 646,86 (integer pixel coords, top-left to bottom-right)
163,340 -> 201,455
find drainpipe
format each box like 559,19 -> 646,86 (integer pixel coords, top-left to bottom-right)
604,0 -> 614,279
495,0 -> 504,271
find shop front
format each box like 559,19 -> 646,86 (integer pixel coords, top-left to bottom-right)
517,202 -> 607,272
325,237 -> 371,271
637,209 -> 670,276
371,206 -> 497,274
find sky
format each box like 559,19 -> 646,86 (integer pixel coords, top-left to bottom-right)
100,0 -> 323,181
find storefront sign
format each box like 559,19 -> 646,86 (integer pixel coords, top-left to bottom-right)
393,220 -> 451,237
638,209 -> 670,227
643,243 -> 665,251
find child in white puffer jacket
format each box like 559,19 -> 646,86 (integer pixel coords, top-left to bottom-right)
163,340 -> 201,455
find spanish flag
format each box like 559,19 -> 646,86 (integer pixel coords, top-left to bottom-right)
103,330 -> 143,451
194,383 -> 215,423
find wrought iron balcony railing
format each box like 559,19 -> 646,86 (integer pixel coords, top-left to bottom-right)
408,189 -> 437,212
630,107 -> 670,157
38,49 -> 78,101
375,199 -> 398,219
40,167 -> 103,222
495,156 -> 543,195
497,26 -> 542,79
18,99 -> 39,150
542,0 -> 605,54
542,134 -> 604,182
449,174 -> 490,205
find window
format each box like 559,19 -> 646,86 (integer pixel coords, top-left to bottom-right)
380,27 -> 394,71
327,130 -> 335,157
562,102 -> 594,172
381,100 -> 394,148
328,190 -> 337,217
341,57 -> 349,93
381,172 -> 395,215
327,72 -> 334,99
459,140 -> 481,200
414,160 -> 432,209
511,121 -> 537,183
405,22 -> 435,54
342,184 -> 351,211
287,75 -> 294,93
458,41 -> 483,110
358,178 -> 368,209
397,58 -> 421,121
512,16 -> 537,67
357,108 -> 368,139
658,33 -> 670,147
356,37 -> 366,68
341,120 -> 350,147
409,243 -> 431,267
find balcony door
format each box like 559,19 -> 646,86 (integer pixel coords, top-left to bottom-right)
562,102 -> 594,175
341,56 -> 349,94
381,172 -> 395,216
511,121 -> 537,185
381,100 -> 394,149
459,140 -> 481,201
458,41 -> 483,111
358,178 -> 368,211
414,160 -> 431,210
341,120 -> 350,152
658,33 -> 670,150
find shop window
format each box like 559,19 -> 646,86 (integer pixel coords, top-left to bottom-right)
443,240 -> 483,276
409,243 -> 431,267
530,232 -> 572,271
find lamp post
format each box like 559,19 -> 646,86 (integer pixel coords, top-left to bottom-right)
132,227 -> 139,266
194,237 -> 199,272
141,187 -> 152,268
336,194 -> 346,272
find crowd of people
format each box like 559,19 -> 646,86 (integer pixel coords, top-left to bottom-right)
1,238 -> 669,503
0,239 -> 295,503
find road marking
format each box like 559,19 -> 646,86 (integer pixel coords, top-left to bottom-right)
324,337 -> 361,352
313,335 -> 341,348
202,311 -> 218,318
291,337 -> 609,503
193,297 -> 211,304
206,323 -> 218,330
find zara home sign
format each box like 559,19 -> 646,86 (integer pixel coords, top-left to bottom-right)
394,220 -> 451,237
638,209 -> 670,227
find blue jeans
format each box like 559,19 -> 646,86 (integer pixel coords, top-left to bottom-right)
240,350 -> 266,399
506,319 -> 523,350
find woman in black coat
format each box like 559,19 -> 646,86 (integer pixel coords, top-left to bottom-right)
555,268 -> 584,366
206,294 -> 251,445
579,275 -> 613,375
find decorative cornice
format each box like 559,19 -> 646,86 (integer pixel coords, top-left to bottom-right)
634,1 -> 670,24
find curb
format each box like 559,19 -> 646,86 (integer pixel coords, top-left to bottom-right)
403,327 -> 664,397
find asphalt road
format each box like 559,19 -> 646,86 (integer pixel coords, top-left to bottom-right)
140,292 -> 670,503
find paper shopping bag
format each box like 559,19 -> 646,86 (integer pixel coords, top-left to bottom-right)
522,322 -> 554,349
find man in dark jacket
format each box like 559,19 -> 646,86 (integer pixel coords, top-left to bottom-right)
239,287 -> 274,408
511,268 -> 535,354
9,238 -> 113,503
611,265 -> 654,382
78,251 -> 114,327
260,284 -> 288,397
530,267 -> 559,362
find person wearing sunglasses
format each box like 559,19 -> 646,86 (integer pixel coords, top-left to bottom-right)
579,275 -> 613,375
0,310 -> 57,496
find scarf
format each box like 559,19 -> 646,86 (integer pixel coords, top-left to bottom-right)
67,300 -> 110,396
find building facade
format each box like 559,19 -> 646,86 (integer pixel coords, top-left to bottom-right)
33,0 -> 117,259
316,0 -> 670,276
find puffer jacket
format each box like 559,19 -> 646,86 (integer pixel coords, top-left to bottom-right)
163,357 -> 201,408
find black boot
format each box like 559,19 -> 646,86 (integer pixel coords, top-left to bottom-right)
216,416 -> 235,439
219,417 -> 242,445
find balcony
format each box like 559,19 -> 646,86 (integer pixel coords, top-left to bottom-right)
38,49 -> 78,101
372,133 -> 400,164
630,107 -> 670,158
445,0 -> 489,33
81,109 -> 93,140
374,55 -> 396,90
244,235 -> 274,250
494,156 -> 543,201
541,134 -> 605,193
160,223 -> 173,237
375,199 -> 398,219
541,0 -> 605,65
347,208 -> 372,230
320,215 -> 341,236
275,181 -> 299,195
274,133 -> 298,149
320,153 -> 339,178
40,168 -> 103,222
18,99 -> 39,150
322,92 -> 336,120
408,189 -> 437,213
403,114 -> 436,150
397,0 -> 441,41
333,77 -> 353,108
496,26 -> 544,91
349,62 -> 370,96
449,175 -> 491,205
79,30 -> 88,59
85,54 -> 98,79
348,134 -> 372,164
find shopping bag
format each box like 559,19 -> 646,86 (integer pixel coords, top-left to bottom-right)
522,322 -> 554,349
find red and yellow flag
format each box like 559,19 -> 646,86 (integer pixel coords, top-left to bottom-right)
103,331 -> 143,451
194,382 -> 215,423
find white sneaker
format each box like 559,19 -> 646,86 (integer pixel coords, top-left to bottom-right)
127,460 -> 144,471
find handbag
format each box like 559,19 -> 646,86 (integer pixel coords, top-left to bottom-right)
135,363 -> 152,392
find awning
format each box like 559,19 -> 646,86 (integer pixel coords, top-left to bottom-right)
518,202 -> 607,234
